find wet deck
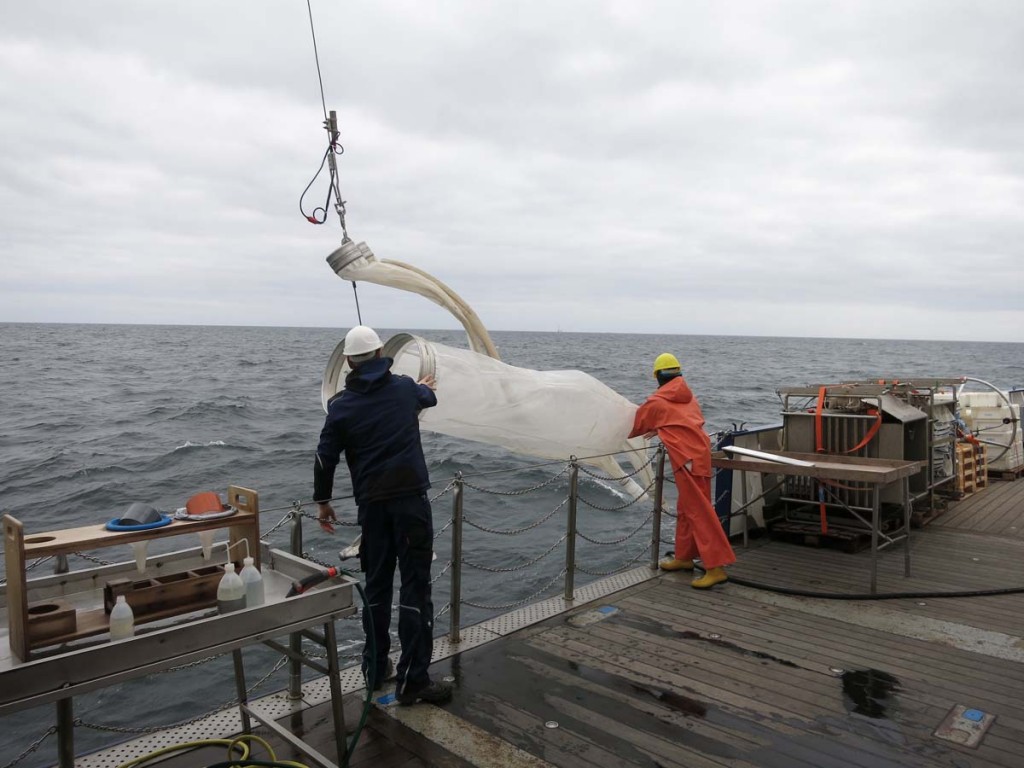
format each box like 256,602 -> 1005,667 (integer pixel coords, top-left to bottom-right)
372,477 -> 1024,767
116,477 -> 1024,768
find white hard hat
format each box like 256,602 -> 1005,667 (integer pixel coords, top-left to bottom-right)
344,325 -> 383,356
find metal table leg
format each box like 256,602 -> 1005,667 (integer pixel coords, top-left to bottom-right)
324,620 -> 347,765
903,476 -> 912,577
740,469 -> 749,549
870,487 -> 880,595
232,649 -> 252,733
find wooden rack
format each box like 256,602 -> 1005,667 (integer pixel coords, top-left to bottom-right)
956,443 -> 988,495
3,486 -> 260,662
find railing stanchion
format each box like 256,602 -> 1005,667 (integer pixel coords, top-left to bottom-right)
651,445 -> 666,570
450,473 -> 464,643
564,458 -> 578,601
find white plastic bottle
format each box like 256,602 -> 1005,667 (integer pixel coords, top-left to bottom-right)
109,595 -> 135,640
239,556 -> 264,608
217,562 -> 246,613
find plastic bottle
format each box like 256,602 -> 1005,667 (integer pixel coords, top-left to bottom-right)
239,556 -> 264,608
109,595 -> 135,640
217,562 -> 246,613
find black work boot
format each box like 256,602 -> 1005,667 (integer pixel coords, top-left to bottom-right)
396,679 -> 453,706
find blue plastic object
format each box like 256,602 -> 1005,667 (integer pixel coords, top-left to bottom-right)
105,514 -> 172,532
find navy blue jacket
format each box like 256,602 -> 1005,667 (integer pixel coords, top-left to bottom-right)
314,357 -> 436,506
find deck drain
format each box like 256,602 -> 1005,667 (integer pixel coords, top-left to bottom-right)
829,667 -> 845,676
545,721 -> 559,729
934,705 -> 996,748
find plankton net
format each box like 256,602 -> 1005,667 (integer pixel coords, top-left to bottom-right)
323,241 -> 653,498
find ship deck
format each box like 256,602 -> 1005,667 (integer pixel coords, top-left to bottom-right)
127,477 -> 1024,768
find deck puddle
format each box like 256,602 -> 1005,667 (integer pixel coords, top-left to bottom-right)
841,669 -> 901,719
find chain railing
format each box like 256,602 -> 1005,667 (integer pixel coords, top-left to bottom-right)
5,443 -> 688,766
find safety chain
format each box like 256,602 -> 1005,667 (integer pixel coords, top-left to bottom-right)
462,568 -> 568,611
429,480 -> 458,502
77,656 -> 289,735
1,725 -> 58,768
577,451 -> 657,481
74,551 -> 114,566
661,505 -> 677,519
462,533 -> 567,573
464,497 -> 568,536
263,510 -> 295,538
576,539 -> 652,577
434,516 -> 454,540
577,478 -> 657,512
302,550 -> 336,569
576,509 -> 654,546
0,555 -> 54,587
435,602 -> 452,618
156,654 -> 222,675
431,559 -> 453,584
461,464 -> 570,497
299,509 -> 358,527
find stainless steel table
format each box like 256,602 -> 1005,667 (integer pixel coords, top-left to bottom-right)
0,547 -> 357,768
712,450 -> 924,593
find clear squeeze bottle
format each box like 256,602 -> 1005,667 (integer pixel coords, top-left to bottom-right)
217,562 -> 246,613
239,556 -> 264,607
109,595 -> 135,640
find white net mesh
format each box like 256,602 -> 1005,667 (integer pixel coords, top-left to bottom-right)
324,334 -> 652,498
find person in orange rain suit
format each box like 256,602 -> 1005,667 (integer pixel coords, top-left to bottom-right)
629,353 -> 735,588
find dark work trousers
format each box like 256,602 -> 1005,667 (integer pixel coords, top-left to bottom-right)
358,493 -> 435,689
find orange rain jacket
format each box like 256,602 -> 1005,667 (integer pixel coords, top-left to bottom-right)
628,376 -> 712,477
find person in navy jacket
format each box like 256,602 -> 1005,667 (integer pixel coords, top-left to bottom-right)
314,325 -> 452,705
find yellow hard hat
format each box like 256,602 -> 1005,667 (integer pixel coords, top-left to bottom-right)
653,353 -> 681,380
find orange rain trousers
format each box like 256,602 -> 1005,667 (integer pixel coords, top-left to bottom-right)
671,466 -> 736,569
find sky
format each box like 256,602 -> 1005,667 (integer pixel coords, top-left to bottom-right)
1,1 -> 1022,342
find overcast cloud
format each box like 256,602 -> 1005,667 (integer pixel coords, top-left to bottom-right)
1,1 -> 1022,341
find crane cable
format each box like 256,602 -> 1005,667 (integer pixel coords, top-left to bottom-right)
300,0 -> 362,325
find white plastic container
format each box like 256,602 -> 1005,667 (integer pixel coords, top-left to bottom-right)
109,595 -> 135,640
239,556 -> 264,608
217,563 -> 246,613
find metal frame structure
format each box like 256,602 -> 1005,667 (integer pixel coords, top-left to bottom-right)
711,450 -> 921,594
0,547 -> 356,768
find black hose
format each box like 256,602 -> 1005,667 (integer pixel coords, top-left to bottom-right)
342,579 -> 376,768
693,561 -> 1024,600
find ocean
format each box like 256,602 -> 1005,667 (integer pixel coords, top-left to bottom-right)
1,322 -> 1022,764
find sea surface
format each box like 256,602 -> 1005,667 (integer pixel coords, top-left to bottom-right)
1,322 -> 1022,764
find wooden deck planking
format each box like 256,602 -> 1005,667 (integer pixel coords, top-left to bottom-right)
151,479 -> 1023,768
536,616 -> 1024,768
721,479 -> 1024,640
622,590 -> 1024,728
361,479 -> 1024,767
934,479 -> 1024,536
627,588 -> 1024,694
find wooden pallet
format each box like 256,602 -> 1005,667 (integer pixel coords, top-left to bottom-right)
991,463 -> 1024,482
911,497 -> 948,528
956,443 -> 988,495
768,521 -> 874,553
